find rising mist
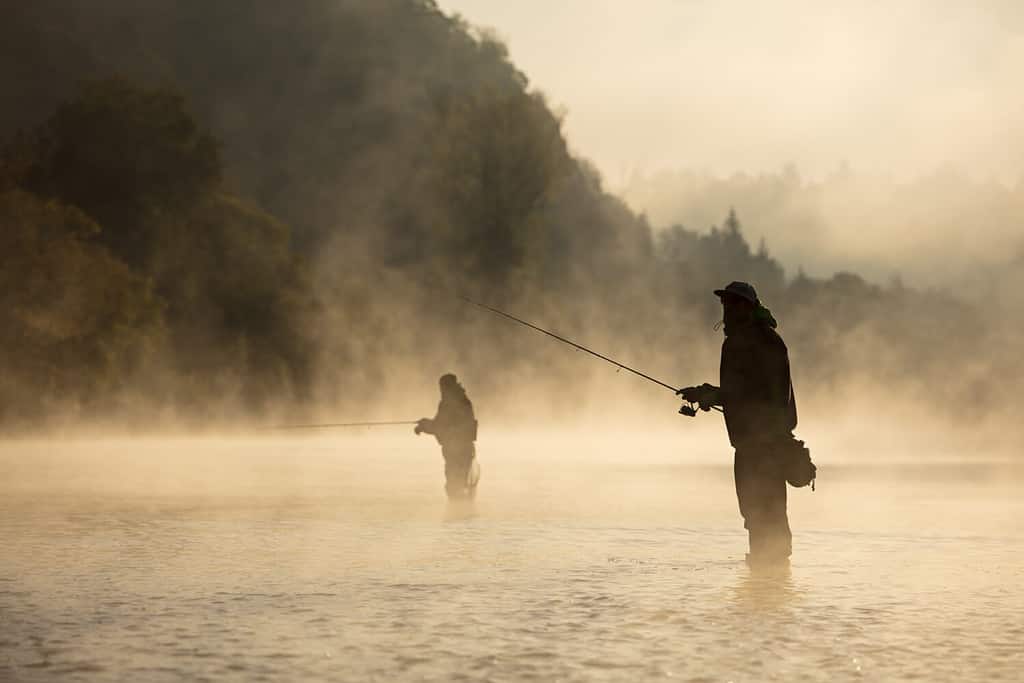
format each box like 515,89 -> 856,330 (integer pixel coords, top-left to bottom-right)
0,0 -> 1020,446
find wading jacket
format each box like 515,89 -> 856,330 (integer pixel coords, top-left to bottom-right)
421,393 -> 477,447
720,322 -> 797,448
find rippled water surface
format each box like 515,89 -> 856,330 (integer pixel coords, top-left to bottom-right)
1,433 -> 1022,681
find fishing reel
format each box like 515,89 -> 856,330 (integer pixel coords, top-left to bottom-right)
676,383 -> 720,417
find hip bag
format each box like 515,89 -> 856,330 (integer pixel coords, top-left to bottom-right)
775,434 -> 816,490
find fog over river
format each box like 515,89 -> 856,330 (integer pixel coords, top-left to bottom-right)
2,434 -> 1021,682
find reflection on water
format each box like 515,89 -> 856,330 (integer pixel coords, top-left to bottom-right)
443,499 -> 479,523
733,563 -> 794,612
0,435 -> 1022,681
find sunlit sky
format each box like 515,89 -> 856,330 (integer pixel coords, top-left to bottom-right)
437,0 -> 1024,184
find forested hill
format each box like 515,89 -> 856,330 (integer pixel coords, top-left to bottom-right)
0,1 -> 1017,430
4,0 -> 613,261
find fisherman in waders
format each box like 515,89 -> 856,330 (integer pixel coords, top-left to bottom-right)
415,374 -> 480,500
677,281 -> 809,566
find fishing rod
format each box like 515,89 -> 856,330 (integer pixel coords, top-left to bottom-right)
267,420 -> 419,431
457,294 -> 721,416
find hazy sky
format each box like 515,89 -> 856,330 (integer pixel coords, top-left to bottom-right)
437,0 -> 1024,184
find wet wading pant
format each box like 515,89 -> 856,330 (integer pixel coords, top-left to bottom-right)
442,442 -> 477,500
734,445 -> 792,560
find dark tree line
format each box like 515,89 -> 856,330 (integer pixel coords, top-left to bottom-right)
1,80 -> 315,423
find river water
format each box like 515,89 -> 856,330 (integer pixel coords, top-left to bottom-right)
1,432 -> 1021,681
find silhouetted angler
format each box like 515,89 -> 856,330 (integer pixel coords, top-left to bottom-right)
678,281 -> 808,566
415,374 -> 480,500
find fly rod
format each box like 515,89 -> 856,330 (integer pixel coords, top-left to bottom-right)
458,294 -> 678,392
457,294 -> 723,416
